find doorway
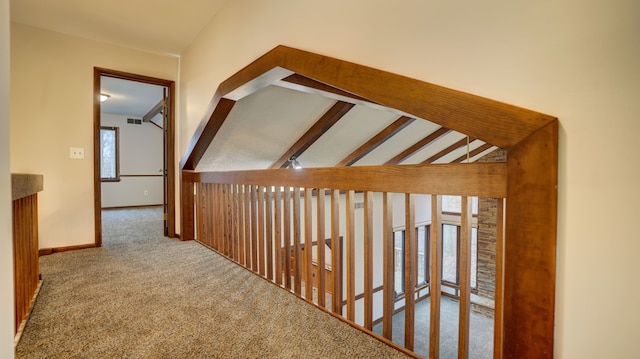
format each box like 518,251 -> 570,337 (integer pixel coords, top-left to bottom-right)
93,68 -> 176,246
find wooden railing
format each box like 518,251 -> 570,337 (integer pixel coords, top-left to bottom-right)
183,163 -> 506,358
11,174 -> 43,342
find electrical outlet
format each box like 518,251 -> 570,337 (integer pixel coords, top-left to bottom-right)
144,190 -> 149,196
70,147 -> 84,159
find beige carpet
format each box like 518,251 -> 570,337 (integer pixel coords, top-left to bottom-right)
15,207 -> 410,358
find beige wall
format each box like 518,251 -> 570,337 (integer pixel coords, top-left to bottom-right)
10,23 -> 178,249
1,0 -> 15,356
179,0 -> 640,357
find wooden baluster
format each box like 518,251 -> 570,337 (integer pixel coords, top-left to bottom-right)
243,184 -> 252,269
265,186 -> 274,281
363,191 -> 374,330
345,190 -> 355,321
238,184 -> 245,266
258,186 -> 266,276
304,188 -> 314,302
317,189 -> 326,308
274,187 -> 283,286
459,196 -> 473,359
430,194 -> 443,358
382,192 -> 394,339
293,187 -> 302,295
284,187 -> 292,290
250,185 -> 258,273
404,193 -> 416,350
494,198 -> 506,359
224,184 -> 231,257
331,189 -> 342,315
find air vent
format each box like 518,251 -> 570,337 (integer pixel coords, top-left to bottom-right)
127,118 -> 142,125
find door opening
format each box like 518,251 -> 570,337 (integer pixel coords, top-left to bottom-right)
93,68 -> 176,246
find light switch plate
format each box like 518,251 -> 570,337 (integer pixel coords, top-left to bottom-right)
70,147 -> 84,159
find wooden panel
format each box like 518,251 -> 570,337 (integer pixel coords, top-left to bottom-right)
331,189 -> 342,315
430,195 -> 443,358
345,190 -> 355,321
258,186 -> 265,276
304,188 -> 314,302
404,194 -> 416,350
382,192 -> 394,340
293,188 -> 302,295
458,196 -> 473,359
503,121 -> 558,359
316,188 -> 327,307
196,163 -> 507,198
494,198 -> 506,359
283,187 -> 292,290
265,186 -> 274,281
180,176 -> 195,240
363,191 -> 374,330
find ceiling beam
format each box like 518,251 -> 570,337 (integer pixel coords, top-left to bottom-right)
336,116 -> 415,167
281,73 -> 376,104
384,127 -> 451,165
269,101 -> 355,169
421,137 -> 477,165
143,99 -> 164,123
452,143 -> 495,163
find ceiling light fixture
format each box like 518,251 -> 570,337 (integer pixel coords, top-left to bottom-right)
100,94 -> 110,102
288,156 -> 302,169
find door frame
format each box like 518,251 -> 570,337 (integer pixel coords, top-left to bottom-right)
93,67 -> 177,246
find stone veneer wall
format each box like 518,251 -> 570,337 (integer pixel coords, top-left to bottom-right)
473,148 -> 506,317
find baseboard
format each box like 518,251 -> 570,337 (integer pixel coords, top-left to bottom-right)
14,279 -> 43,347
39,243 -> 97,256
101,204 -> 163,210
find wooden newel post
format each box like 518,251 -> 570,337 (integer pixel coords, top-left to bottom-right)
181,171 -> 196,241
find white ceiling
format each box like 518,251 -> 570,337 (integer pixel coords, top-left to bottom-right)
100,76 -> 165,119
10,0 -> 229,54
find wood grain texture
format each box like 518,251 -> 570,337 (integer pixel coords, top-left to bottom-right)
345,191 -> 356,321
494,198 -> 505,359
196,163 -> 506,198
403,194 -> 416,350
293,188 -> 302,295
270,101 -> 355,169
363,191 -> 374,330
453,143 -> 494,163
316,189 -> 327,307
331,190 -> 342,315
385,127 -> 451,165
283,187 -> 292,290
265,186 -> 274,281
422,137 -> 476,165
503,121 -> 558,359
304,188 -> 314,302
382,192 -> 394,340
337,116 -> 415,166
430,195 -> 443,359
458,196 -> 473,359
274,186 -> 283,286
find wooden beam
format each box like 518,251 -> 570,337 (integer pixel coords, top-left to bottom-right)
142,99 -> 163,123
336,116 -> 415,166
421,137 -> 477,165
453,143 -> 495,163
384,127 -> 451,165
194,163 -> 507,199
270,101 -> 355,169
503,121 -> 558,358
281,73 -> 375,103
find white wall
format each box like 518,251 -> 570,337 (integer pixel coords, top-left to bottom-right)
10,23 -> 178,249
100,113 -> 164,208
179,0 -> 640,357
0,0 -> 15,356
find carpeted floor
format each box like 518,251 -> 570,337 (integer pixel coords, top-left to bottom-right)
15,207 -> 410,358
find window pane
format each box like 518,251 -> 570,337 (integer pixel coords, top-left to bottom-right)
442,224 -> 458,283
471,227 -> 478,289
417,226 -> 427,285
442,195 -> 461,213
394,231 -> 404,294
100,128 -> 117,180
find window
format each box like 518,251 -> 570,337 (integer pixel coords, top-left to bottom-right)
442,195 -> 479,215
416,225 -> 430,286
100,126 -> 119,181
442,224 -> 459,284
393,230 -> 404,295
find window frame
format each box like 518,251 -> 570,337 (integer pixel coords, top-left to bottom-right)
100,126 -> 120,182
